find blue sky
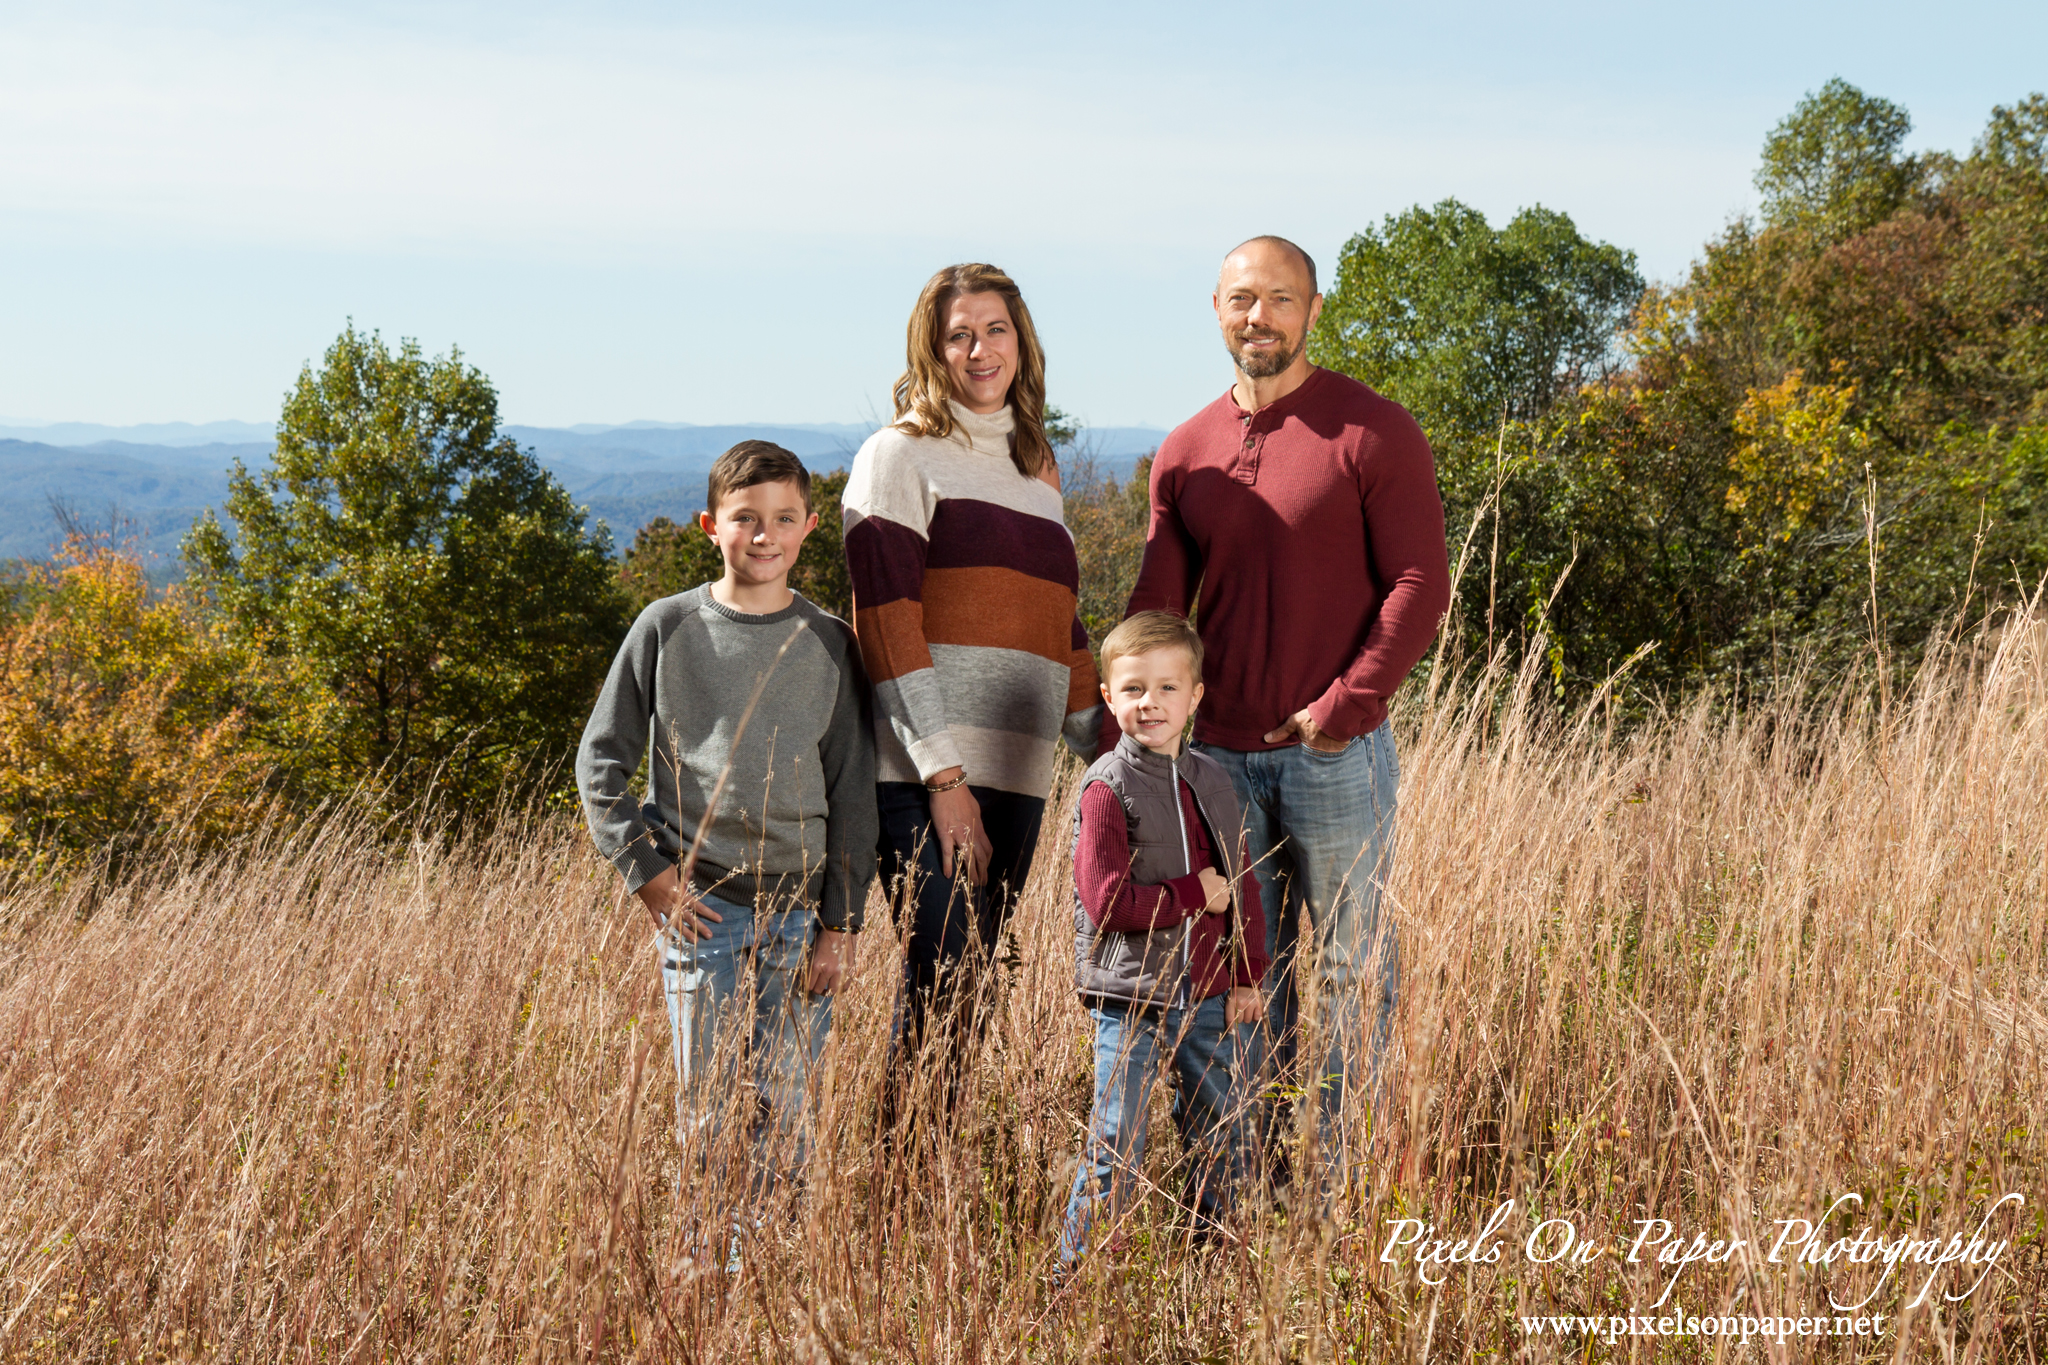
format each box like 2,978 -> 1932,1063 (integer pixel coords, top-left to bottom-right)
3,0 -> 2043,430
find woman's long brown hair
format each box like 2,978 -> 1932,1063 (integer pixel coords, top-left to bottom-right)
891,263 -> 1054,479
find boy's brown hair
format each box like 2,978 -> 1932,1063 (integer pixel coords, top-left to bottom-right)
705,440 -> 813,516
1099,610 -> 1204,684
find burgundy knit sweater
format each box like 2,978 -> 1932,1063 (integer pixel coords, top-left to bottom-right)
1126,366 -> 1451,750
1073,778 -> 1268,1000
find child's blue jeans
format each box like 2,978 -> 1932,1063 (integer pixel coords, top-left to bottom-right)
659,891 -> 830,1201
1057,992 -> 1253,1267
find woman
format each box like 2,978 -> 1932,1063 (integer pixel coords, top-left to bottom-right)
842,262 -> 1102,1123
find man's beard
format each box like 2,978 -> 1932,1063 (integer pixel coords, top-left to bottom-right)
1229,328 -> 1300,379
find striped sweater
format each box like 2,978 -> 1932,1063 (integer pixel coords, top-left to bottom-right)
842,402 -> 1102,796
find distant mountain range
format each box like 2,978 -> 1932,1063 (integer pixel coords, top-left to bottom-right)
0,419 -> 1167,569
0,420 -> 279,448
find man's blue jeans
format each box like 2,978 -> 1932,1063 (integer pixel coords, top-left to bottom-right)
1057,993 -> 1253,1267
1195,722 -> 1400,1180
658,891 -> 830,1200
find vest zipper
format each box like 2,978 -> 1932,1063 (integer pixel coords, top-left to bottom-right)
1171,756 -> 1192,871
1172,755 -> 1193,1010
1187,783 -> 1243,982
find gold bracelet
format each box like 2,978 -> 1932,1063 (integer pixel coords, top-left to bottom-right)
924,771 -> 969,794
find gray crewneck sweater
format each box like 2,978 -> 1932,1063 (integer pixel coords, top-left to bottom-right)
576,585 -> 878,930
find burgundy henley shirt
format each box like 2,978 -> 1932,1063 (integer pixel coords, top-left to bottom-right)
1126,366 -> 1452,750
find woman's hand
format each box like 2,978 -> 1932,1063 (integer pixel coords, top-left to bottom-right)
926,771 -> 993,885
1196,867 -> 1231,915
634,864 -> 724,941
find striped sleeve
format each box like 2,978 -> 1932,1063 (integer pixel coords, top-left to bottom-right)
843,431 -> 962,780
1064,613 -> 1104,760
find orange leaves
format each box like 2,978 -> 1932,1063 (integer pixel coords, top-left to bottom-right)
1063,454 -> 1152,647
0,537 -> 270,879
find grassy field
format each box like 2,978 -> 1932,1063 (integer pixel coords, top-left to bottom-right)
1,617 -> 2044,1362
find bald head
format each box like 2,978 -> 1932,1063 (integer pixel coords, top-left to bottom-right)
1214,236 -> 1323,386
1222,235 -> 1317,296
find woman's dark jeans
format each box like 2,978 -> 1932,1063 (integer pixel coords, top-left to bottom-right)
875,781 -> 1045,1127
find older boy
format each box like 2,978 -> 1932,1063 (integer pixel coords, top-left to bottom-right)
1058,611 -> 1268,1271
576,440 -> 876,1260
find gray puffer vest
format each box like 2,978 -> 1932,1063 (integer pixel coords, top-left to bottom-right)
1072,734 -> 1247,1011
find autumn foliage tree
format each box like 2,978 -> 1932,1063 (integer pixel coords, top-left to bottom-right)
0,536 -> 268,880
1316,83 -> 2048,698
1062,450 -> 1152,647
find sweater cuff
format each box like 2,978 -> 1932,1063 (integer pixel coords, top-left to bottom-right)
1165,873 -> 1207,919
818,878 -> 851,933
818,866 -> 869,934
1307,685 -> 1378,743
1063,704 -> 1105,763
614,839 -> 674,896
904,728 -> 965,784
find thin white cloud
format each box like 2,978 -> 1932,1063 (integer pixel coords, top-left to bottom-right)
0,6 -> 1748,272
4,0 -> 2039,424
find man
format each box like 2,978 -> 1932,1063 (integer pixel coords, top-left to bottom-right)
1115,235 -> 1451,1195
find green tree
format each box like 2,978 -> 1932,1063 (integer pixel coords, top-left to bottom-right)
1945,94 -> 2048,427
620,469 -> 853,621
1310,199 -> 1644,687
185,325 -> 630,809
1044,404 -> 1080,451
1311,200 -> 1643,450
1756,78 -> 1922,244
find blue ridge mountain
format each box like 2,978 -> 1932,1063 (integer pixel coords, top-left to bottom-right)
1,421 -> 1166,568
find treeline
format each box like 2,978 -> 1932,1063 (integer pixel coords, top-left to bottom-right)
2,328 -> 628,880
3,80 -> 2042,880
1311,80 -> 2048,696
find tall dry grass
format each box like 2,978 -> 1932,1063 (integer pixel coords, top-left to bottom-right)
2,612 -> 2045,1362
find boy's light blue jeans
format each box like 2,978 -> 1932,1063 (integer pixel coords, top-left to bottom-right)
1057,993 -> 1254,1267
658,891 -> 830,1201
1193,722 -> 1400,1185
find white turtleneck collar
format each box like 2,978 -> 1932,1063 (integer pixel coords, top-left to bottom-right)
947,399 -> 1016,455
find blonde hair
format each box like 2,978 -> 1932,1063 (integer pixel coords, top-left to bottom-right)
1100,611 -> 1204,684
891,263 -> 1055,480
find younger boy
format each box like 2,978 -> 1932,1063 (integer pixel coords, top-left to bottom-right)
576,440 -> 876,1257
1058,610 -> 1269,1270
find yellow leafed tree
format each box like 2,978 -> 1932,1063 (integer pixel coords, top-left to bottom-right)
1726,365 -> 1871,551
0,538 -> 270,881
